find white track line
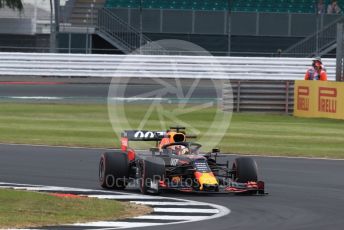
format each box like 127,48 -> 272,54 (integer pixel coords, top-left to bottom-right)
72,221 -> 163,228
0,183 -> 133,195
153,208 -> 219,213
87,195 -> 171,200
0,182 -> 230,230
131,201 -> 204,206
8,96 -> 63,100
134,215 -> 207,220
10,186 -> 93,192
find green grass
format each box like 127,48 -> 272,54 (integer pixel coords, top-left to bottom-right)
224,113 -> 344,157
0,189 -> 150,228
1,102 -> 344,158
0,103 -> 115,147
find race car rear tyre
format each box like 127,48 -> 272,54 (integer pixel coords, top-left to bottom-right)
232,157 -> 258,183
99,151 -> 129,190
139,157 -> 165,195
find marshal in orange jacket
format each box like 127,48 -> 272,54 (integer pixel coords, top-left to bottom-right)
304,67 -> 327,81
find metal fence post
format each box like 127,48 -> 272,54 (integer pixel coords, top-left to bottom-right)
336,23 -> 344,81
68,32 -> 71,53
227,0 -> 232,56
285,81 -> 289,114
236,81 -> 241,112
139,0 -> 143,54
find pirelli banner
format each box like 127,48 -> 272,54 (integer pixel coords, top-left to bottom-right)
294,80 -> 343,119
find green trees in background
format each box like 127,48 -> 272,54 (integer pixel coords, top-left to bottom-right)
0,0 -> 23,10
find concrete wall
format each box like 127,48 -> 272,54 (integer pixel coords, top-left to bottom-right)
0,34 -> 49,52
0,18 -> 35,35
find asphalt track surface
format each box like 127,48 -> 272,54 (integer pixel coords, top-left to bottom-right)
1,143 -> 344,230
0,80 -> 220,103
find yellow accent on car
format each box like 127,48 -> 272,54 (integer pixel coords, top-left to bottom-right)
196,172 -> 218,190
172,176 -> 181,183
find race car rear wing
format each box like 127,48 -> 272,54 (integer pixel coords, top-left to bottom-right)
122,130 -> 166,141
120,130 -> 166,152
120,128 -> 197,151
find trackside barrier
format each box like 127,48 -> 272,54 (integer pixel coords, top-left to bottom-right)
226,80 -> 294,113
0,52 -> 336,81
1,52 -> 337,113
294,80 -> 344,119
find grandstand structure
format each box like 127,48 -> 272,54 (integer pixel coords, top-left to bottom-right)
1,0 -> 344,56
0,1 -> 50,52
104,0 -> 324,13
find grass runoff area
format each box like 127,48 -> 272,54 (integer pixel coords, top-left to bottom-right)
1,102 -> 344,158
0,188 -> 150,228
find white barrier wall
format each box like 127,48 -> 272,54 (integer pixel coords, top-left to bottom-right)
0,52 -> 336,81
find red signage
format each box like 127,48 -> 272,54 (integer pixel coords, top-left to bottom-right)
318,87 -> 337,113
297,86 -> 309,111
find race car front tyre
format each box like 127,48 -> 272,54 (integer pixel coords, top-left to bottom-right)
139,157 -> 165,195
232,157 -> 258,183
99,151 -> 129,190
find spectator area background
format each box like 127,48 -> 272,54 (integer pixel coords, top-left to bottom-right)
106,0 -> 344,13
1,0 -> 344,54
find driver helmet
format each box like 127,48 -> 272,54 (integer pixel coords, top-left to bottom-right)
173,145 -> 189,155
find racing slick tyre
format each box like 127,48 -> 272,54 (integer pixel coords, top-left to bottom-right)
99,151 -> 129,190
139,157 -> 165,195
232,157 -> 258,183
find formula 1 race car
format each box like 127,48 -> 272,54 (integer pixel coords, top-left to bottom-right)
99,126 -> 265,195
